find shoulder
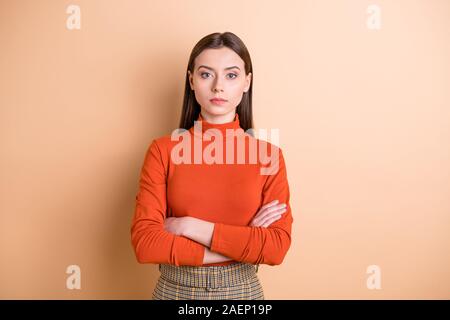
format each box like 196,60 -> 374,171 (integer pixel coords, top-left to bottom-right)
146,130 -> 189,164
144,133 -> 174,162
151,133 -> 174,149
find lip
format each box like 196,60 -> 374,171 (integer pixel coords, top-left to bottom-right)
210,98 -> 227,102
210,98 -> 228,105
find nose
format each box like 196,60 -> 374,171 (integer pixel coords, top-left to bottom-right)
212,78 -> 224,93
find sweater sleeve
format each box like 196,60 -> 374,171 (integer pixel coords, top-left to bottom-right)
130,139 -> 206,266
209,147 -> 294,266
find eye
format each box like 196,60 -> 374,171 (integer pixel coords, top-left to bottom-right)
200,72 -> 238,79
200,72 -> 211,79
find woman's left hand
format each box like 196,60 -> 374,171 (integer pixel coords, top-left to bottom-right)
164,216 -> 188,236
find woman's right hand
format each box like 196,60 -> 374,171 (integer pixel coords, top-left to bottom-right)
249,200 -> 287,228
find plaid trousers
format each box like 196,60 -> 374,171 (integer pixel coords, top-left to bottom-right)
151,262 -> 264,300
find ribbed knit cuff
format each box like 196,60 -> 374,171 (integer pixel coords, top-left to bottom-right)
174,236 -> 206,266
210,222 -> 222,253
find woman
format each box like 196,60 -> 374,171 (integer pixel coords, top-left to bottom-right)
130,31 -> 294,300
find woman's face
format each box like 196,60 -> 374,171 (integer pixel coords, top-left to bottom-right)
188,47 -> 252,122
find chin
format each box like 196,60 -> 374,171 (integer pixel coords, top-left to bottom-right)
203,105 -> 235,115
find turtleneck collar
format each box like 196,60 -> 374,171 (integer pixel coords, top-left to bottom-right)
189,112 -> 243,138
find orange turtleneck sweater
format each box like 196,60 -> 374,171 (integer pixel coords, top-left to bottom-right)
130,112 -> 293,267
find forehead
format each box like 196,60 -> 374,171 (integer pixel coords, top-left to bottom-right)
194,47 -> 245,69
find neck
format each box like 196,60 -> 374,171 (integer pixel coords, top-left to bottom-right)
199,111 -> 236,124
188,112 -> 243,139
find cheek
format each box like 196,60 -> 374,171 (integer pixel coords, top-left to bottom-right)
229,79 -> 247,92
227,83 -> 246,99
193,83 -> 210,99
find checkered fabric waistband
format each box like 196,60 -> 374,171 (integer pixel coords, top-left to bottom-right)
159,262 -> 259,289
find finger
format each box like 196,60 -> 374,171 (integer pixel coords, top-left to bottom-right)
255,204 -> 287,223
253,206 -> 286,226
261,213 -> 283,225
261,214 -> 283,228
260,199 -> 279,211
255,207 -> 287,227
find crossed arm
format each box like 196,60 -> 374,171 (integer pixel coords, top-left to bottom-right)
131,139 -> 293,267
178,218 -> 225,264
164,207 -> 292,266
164,216 -> 232,264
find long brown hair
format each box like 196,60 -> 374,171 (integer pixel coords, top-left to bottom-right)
178,32 -> 254,134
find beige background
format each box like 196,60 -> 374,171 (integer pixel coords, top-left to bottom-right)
1,0 -> 449,299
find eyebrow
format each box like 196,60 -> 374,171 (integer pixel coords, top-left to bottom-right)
197,65 -> 241,71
